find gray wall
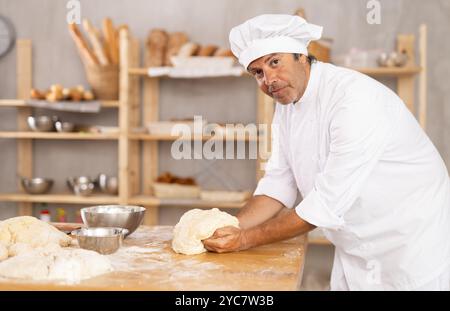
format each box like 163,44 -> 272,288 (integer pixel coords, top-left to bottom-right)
1,0 -> 449,224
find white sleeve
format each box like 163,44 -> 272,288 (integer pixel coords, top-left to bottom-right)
254,105 -> 298,208
295,96 -> 398,230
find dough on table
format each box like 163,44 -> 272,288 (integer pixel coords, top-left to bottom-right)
0,216 -> 113,282
0,244 -> 7,261
0,216 -> 71,249
0,244 -> 113,282
172,208 -> 239,255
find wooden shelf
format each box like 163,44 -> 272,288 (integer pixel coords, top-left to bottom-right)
129,195 -> 246,209
0,193 -> 119,205
352,66 -> 421,77
128,133 -> 260,142
0,99 -> 119,108
128,67 -> 150,76
0,193 -> 243,209
128,66 -> 422,78
128,67 -> 251,78
0,131 -> 120,140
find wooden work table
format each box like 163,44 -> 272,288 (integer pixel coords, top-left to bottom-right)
0,226 -> 307,291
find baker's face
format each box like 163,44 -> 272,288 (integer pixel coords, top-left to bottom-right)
247,53 -> 310,105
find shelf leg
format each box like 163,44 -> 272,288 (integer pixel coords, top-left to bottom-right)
16,40 -> 33,216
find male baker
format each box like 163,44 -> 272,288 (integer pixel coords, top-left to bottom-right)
203,14 -> 450,290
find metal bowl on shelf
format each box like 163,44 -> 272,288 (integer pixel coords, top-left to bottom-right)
377,51 -> 409,67
55,121 -> 75,133
81,205 -> 146,237
67,176 -> 95,196
21,177 -> 53,194
27,116 -> 57,132
97,174 -> 118,195
71,227 -> 128,255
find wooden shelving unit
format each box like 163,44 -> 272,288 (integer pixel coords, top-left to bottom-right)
128,133 -> 259,142
0,132 -> 119,140
0,25 -> 427,244
0,99 -> 119,108
122,28 -> 275,225
0,193 -> 120,205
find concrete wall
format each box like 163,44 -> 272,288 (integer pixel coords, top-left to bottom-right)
1,0 -> 449,224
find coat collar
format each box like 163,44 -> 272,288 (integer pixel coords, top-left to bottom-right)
293,61 -> 321,109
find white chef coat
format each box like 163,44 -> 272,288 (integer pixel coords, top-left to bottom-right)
254,61 -> 450,290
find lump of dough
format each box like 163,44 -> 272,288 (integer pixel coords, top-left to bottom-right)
172,208 -> 239,255
0,216 -> 71,249
0,244 -> 7,261
7,243 -> 34,257
0,245 -> 113,283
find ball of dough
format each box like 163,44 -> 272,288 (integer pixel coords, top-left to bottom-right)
7,243 -> 34,257
0,216 -> 71,249
0,244 -> 7,261
172,208 -> 239,255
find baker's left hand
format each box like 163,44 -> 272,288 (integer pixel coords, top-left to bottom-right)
202,226 -> 249,253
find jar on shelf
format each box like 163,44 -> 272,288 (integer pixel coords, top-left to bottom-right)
39,209 -> 51,223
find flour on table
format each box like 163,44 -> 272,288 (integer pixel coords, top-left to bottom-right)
0,244 -> 112,283
172,208 -> 239,255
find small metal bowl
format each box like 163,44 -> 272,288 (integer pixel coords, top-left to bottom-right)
377,52 -> 392,67
81,205 -> 146,237
27,116 -> 57,132
67,176 -> 95,196
21,177 -> 53,194
97,174 -> 118,195
55,121 -> 75,133
71,227 -> 128,255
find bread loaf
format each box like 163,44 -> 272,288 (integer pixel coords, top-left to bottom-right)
30,89 -> 45,100
146,29 -> 168,67
165,32 -> 189,66
177,42 -> 200,57
197,45 -> 218,56
213,48 -> 234,57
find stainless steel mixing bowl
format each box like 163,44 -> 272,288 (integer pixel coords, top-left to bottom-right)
21,177 -> 54,194
27,115 -> 57,132
81,205 -> 146,237
71,227 -> 128,255
97,174 -> 118,195
55,121 -> 75,133
67,176 -> 95,196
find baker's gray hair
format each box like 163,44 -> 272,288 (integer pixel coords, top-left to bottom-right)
293,53 -> 317,64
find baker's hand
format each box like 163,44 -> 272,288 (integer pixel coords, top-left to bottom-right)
202,226 -> 249,253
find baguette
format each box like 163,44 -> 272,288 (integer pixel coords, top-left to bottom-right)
102,18 -> 119,64
68,23 -> 99,66
82,19 -> 109,66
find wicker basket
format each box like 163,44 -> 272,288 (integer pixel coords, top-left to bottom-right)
83,63 -> 119,100
152,182 -> 201,199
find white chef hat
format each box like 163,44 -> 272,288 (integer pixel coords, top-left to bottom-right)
229,14 -> 323,69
